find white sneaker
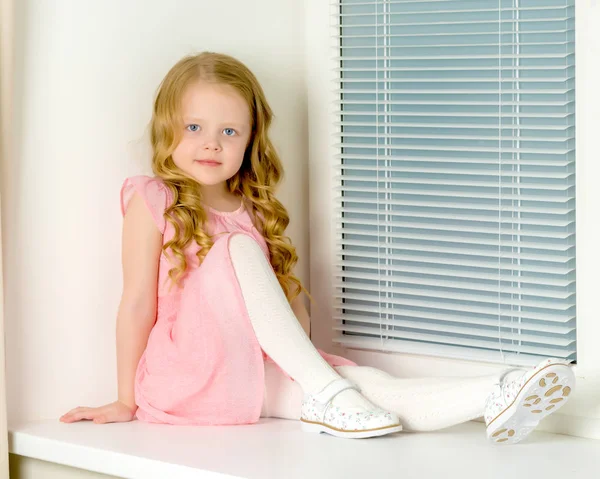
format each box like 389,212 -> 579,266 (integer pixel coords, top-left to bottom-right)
300,378 -> 403,439
484,358 -> 576,445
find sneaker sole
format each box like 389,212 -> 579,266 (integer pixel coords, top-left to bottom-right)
301,419 -> 403,439
486,363 -> 575,445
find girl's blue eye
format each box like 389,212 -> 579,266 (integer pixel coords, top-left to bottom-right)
187,124 -> 200,132
223,128 -> 236,136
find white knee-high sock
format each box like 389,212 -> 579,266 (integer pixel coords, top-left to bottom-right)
261,361 -> 506,432
228,234 -> 373,410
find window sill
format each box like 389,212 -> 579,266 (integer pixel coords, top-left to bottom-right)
10,418 -> 326,479
9,418 -> 599,479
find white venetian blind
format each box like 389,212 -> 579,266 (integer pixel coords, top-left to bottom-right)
333,0 -> 576,366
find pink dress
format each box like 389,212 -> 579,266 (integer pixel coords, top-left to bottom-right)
120,175 -> 355,426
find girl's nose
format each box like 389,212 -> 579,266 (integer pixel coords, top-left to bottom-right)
202,135 -> 221,152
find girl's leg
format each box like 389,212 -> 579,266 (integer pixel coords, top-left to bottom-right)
337,365 -> 504,432
228,234 -> 373,411
261,360 -> 506,432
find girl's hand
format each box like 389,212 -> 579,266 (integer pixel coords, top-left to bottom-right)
60,400 -> 136,424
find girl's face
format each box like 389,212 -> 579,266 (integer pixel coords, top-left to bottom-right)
172,81 -> 252,191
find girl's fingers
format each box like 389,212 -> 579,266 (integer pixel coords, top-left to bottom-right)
60,406 -> 90,420
60,404 -> 126,424
61,407 -> 99,423
61,406 -> 85,417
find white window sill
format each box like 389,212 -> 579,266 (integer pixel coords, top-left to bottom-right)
8,418 -> 599,479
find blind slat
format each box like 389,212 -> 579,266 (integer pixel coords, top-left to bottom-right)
337,153 -> 571,166
339,200 -> 573,214
336,53 -> 573,60
338,20 -> 571,28
336,307 -> 574,334
336,30 -> 571,38
336,90 -> 574,95
334,325 -> 575,357
335,293 -> 574,323
339,237 -> 573,263
336,100 -> 574,106
337,123 -> 573,132
334,319 -> 574,347
336,274 -> 572,299
338,77 -> 572,82
340,136 -> 574,146
337,186 -> 572,203
338,282 -> 573,309
340,232 -> 574,252
337,175 -> 575,190
335,111 -> 574,119
337,6 -> 570,16
333,337 -> 570,367
335,0 -> 568,5
338,260 -> 573,287
339,251 -> 574,275
339,223 -> 575,240
339,166 -> 574,178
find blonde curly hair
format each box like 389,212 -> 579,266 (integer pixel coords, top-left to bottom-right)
150,52 -> 306,302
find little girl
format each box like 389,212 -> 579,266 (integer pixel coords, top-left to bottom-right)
60,52 -> 576,444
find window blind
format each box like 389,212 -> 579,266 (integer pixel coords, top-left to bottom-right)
333,0 -> 576,366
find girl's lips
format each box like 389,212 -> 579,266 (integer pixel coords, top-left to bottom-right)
195,160 -> 221,166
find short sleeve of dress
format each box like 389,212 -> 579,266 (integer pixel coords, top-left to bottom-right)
120,175 -> 169,233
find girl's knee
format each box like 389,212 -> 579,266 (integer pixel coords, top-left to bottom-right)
226,232 -> 263,255
201,232 -> 260,265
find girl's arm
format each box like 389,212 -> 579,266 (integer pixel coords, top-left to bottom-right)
116,192 -> 163,409
61,193 -> 162,423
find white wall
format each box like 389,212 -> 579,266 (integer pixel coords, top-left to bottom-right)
2,0 -> 307,425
